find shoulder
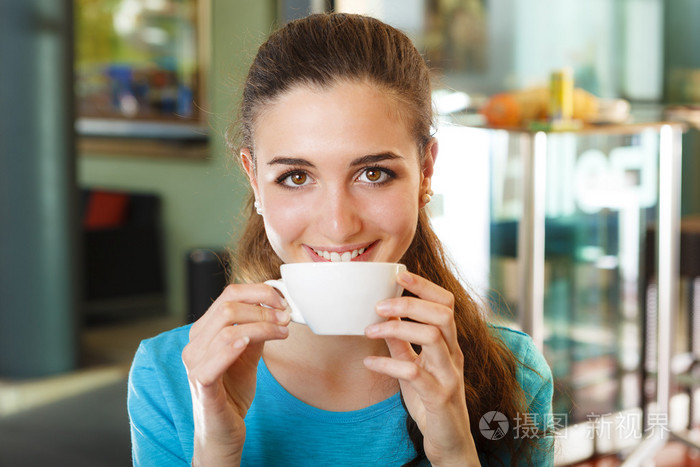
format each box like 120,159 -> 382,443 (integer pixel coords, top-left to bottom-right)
141,324 -> 192,352
128,323 -> 194,417
128,324 -> 194,463
130,324 -> 192,388
489,324 -> 553,409
489,325 -> 548,374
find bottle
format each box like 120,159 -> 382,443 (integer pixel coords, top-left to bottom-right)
550,67 -> 574,123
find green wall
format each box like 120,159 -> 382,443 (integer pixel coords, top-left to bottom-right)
78,1 -> 275,319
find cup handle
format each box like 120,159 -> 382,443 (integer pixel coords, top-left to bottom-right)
264,279 -> 306,325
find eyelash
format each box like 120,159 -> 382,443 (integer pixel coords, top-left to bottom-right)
357,167 -> 396,186
274,166 -> 397,189
275,169 -> 312,188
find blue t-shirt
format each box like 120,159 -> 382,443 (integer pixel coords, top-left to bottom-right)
127,324 -> 553,466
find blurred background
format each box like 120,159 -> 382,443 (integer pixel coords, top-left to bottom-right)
1,0 -> 699,465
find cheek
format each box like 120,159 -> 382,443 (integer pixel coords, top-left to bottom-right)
370,191 -> 419,241
261,194 -> 309,258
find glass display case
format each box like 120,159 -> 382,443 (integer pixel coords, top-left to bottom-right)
430,122 -> 684,462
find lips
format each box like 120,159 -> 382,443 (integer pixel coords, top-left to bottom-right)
305,241 -> 377,262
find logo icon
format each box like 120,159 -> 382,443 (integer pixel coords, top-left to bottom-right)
479,411 -> 509,440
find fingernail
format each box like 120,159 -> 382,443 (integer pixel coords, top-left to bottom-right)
234,336 -> 250,349
365,324 -> 380,335
276,311 -> 290,324
375,301 -> 391,314
398,271 -> 412,284
279,298 -> 289,309
277,325 -> 289,335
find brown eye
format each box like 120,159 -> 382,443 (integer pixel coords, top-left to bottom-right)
364,169 -> 381,182
291,173 -> 307,185
277,170 -> 312,188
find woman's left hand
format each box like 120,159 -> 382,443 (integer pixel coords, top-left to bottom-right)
364,270 -> 480,467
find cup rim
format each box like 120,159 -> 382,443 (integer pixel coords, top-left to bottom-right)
280,261 -> 405,269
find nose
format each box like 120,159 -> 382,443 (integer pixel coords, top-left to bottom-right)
317,185 -> 362,243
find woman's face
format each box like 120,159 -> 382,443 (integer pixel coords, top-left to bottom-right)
242,80 -> 436,265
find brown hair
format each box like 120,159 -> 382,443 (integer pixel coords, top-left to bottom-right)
231,12 -> 545,465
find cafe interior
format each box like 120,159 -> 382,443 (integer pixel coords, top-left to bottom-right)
1,0 -> 700,465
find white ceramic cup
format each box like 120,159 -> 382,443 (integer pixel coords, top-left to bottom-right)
265,262 -> 407,335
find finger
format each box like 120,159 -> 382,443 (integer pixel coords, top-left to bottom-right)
192,301 -> 290,352
363,355 -> 438,397
185,333 -> 251,389
384,335 -> 417,362
204,284 -> 289,325
367,320 -> 457,382
397,271 -> 454,309
191,283 -> 288,335
367,319 -> 447,349
375,297 -> 459,358
185,321 -> 289,387
219,283 -> 288,309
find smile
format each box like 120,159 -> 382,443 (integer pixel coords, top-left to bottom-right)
305,241 -> 377,262
312,247 -> 366,262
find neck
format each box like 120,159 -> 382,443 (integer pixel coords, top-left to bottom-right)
267,322 -> 390,369
263,322 -> 399,411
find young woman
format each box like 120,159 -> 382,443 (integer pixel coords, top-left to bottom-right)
128,13 -> 553,466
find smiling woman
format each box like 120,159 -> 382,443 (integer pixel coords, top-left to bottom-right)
127,12 -> 554,467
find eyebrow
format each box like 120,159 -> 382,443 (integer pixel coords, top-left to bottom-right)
349,152 -> 402,167
267,152 -> 402,168
267,157 -> 315,167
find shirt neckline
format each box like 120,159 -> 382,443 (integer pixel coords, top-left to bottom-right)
258,358 -> 403,423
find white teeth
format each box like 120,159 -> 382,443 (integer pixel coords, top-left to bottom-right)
313,246 -> 369,262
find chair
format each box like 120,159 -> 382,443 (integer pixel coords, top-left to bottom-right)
81,188 -> 165,321
186,249 -> 230,322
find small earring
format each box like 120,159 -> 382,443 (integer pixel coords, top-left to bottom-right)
421,188 -> 434,205
254,201 -> 263,215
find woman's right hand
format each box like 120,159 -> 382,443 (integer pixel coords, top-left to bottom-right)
182,283 -> 290,466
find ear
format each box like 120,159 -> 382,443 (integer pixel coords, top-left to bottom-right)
420,138 -> 438,191
240,147 -> 260,198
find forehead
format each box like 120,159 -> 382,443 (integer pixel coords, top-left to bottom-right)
252,80 -> 418,163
